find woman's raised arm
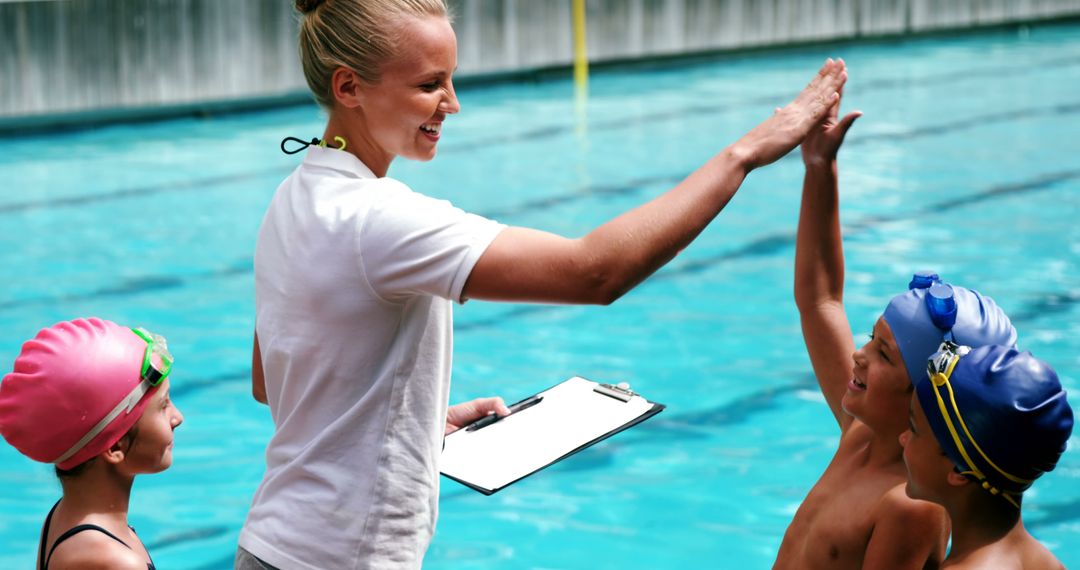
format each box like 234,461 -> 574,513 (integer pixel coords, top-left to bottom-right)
463,59 -> 848,304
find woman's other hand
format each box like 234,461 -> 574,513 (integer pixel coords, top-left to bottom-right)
445,397 -> 512,435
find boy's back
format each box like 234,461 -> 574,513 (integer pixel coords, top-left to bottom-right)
959,553 -> 1063,569
935,521 -> 1064,569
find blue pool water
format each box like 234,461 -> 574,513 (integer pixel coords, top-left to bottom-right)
2,21 -> 1079,569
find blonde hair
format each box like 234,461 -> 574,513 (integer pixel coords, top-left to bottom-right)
295,0 -> 449,109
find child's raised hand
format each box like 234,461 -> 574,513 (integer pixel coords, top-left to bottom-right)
801,70 -> 861,168
731,58 -> 848,170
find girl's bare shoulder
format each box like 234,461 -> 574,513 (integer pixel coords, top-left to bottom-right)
46,528 -> 147,570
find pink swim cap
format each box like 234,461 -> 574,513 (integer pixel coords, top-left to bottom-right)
0,318 -> 161,470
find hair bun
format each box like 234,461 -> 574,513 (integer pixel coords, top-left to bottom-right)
295,0 -> 326,14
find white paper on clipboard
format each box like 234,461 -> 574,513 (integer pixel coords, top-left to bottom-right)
440,376 -> 664,494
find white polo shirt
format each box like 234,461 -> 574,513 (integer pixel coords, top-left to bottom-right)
240,146 -> 505,569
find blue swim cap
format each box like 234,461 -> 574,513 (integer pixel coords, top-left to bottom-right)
883,272 -> 1016,385
916,344 -> 1073,505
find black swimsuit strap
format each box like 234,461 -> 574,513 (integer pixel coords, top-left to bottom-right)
38,499 -> 154,570
37,500 -> 60,570
44,523 -> 131,569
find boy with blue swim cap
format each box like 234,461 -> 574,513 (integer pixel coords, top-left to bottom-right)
902,344 -> 1072,569
884,273 -> 1016,386
773,80 -> 1020,570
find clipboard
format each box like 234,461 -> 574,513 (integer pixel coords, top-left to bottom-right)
440,376 -> 665,495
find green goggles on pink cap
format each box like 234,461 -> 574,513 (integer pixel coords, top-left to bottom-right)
51,327 -> 173,465
133,327 -> 173,385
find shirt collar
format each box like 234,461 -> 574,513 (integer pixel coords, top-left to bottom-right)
303,146 -> 378,179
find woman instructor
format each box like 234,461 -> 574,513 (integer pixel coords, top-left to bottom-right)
238,1 -> 848,568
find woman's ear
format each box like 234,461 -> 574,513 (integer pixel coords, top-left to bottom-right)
332,67 -> 365,109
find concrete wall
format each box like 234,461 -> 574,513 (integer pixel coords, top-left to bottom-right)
1,0 -> 302,123
452,0 -> 1080,73
3,0 -> 1080,126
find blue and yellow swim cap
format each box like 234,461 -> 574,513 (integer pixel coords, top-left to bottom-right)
916,343 -> 1073,508
883,272 -> 1016,385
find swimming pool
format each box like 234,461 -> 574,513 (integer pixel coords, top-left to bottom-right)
1,20 -> 1078,569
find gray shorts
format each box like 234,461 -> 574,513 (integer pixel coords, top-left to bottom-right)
234,546 -> 280,570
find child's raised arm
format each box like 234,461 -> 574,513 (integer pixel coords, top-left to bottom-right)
793,76 -> 862,431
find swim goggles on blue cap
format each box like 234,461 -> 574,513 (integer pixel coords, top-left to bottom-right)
925,341 -> 1030,509
52,327 -> 173,465
909,271 -> 958,335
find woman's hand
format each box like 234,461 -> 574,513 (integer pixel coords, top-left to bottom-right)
801,75 -> 861,168
730,58 -> 849,170
445,397 -> 512,435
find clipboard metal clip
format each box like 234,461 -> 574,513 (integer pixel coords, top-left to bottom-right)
594,382 -> 636,402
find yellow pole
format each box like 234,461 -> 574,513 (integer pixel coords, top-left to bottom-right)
571,0 -> 590,189
572,0 -> 588,125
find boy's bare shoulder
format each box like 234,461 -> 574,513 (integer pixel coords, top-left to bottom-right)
835,419 -> 874,451
858,485 -> 948,569
942,547 -> 1064,570
875,483 -> 946,527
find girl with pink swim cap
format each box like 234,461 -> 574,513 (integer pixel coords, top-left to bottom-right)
0,317 -> 184,570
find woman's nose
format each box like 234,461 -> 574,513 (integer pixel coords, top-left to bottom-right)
440,82 -> 461,114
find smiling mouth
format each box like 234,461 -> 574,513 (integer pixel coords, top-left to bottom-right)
849,376 -> 867,391
420,123 -> 442,136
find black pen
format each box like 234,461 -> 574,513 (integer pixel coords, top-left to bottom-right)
508,394 -> 544,414
465,395 -> 544,432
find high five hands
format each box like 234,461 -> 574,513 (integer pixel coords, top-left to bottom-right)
801,58 -> 862,168
731,58 -> 851,170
